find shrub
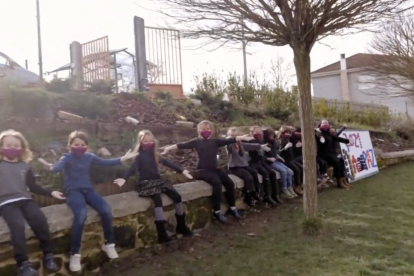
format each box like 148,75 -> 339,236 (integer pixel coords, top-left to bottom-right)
87,79 -> 115,94
154,91 -> 173,102
45,78 -> 72,93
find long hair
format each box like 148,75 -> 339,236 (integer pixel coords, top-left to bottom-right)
133,130 -> 159,162
277,126 -> 292,139
249,125 -> 262,135
0,129 -> 33,162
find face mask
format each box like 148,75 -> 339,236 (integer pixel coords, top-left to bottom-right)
253,133 -> 262,140
283,133 -> 291,138
320,124 -> 330,131
1,148 -> 22,160
141,142 -> 155,150
200,130 -> 212,139
294,132 -> 302,138
268,136 -> 274,141
71,146 -> 87,157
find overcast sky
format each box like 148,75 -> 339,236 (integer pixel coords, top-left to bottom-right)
1,0 -> 371,92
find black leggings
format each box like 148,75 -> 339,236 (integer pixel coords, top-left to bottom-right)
230,166 -> 259,192
149,188 -> 182,207
249,162 -> 280,196
321,153 -> 345,179
195,168 -> 236,211
286,160 -> 303,188
316,156 -> 328,175
0,200 -> 53,266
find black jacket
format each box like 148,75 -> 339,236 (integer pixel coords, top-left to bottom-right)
316,129 -> 349,156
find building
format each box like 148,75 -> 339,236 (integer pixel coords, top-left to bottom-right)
311,53 -> 414,117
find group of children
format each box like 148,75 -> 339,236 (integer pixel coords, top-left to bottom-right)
0,118 -> 349,276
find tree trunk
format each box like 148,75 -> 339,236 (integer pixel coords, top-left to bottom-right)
293,48 -> 318,220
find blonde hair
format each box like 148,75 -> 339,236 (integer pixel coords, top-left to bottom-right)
0,130 -> 33,162
277,126 -> 292,138
67,130 -> 89,146
134,130 -> 159,162
197,120 -> 215,135
227,127 -> 238,137
249,126 -> 262,135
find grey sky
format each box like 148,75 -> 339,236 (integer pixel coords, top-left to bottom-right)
1,0 -> 370,92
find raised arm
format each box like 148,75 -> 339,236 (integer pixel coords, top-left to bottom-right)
91,154 -> 122,167
215,137 -> 237,147
242,142 -> 261,151
177,138 -> 199,150
26,169 -> 52,197
160,158 -> 183,173
336,126 -> 347,136
332,136 -> 350,144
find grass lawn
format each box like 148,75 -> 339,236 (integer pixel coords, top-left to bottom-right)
109,163 -> 414,276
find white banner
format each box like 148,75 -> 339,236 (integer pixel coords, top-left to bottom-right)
339,130 -> 379,183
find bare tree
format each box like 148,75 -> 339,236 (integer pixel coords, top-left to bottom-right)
366,13 -> 414,100
147,60 -> 164,83
157,0 -> 410,232
269,55 -> 295,90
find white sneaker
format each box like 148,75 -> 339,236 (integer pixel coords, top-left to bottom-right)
288,187 -> 298,197
69,254 -> 82,272
282,188 -> 294,198
102,243 -> 119,259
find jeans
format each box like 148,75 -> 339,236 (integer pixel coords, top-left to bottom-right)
0,200 -> 54,265
271,161 -> 293,189
66,188 -> 114,254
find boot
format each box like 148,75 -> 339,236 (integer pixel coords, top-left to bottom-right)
43,253 -> 59,272
17,261 -> 39,276
155,221 -> 172,243
272,194 -> 283,204
175,214 -> 193,237
294,186 -> 303,196
253,191 -> 263,201
228,208 -> 243,219
270,182 -> 283,204
213,211 -> 228,223
336,178 -> 348,189
243,192 -> 256,207
343,177 -> 352,188
262,179 -> 277,206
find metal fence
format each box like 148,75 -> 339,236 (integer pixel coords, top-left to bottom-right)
312,97 -> 389,113
81,36 -> 111,87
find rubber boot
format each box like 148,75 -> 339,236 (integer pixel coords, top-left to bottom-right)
263,179 -> 277,206
175,214 -> 193,237
155,221 -> 171,243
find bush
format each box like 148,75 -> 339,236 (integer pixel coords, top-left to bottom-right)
87,79 -> 115,94
45,78 -> 72,93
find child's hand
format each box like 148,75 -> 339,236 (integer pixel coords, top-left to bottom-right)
38,158 -> 53,171
242,136 -> 255,141
268,157 -> 276,162
284,142 -> 293,149
113,178 -> 126,187
160,148 -> 169,156
261,145 -> 271,152
315,128 -> 321,133
51,191 -> 66,200
320,137 -> 325,143
182,170 -> 193,179
277,156 -> 285,162
296,142 -> 302,148
120,149 -> 139,162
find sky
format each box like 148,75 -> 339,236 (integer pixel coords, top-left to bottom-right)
0,0 -> 371,92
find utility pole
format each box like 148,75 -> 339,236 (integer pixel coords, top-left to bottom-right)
241,16 -> 247,85
36,0 -> 44,80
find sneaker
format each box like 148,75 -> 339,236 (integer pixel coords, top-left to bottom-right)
264,195 -> 277,206
288,187 -> 298,197
282,188 -> 294,198
102,243 -> 119,259
213,211 -> 228,223
43,253 -> 59,272
69,254 -> 82,272
229,208 -> 243,219
294,187 -> 303,195
17,261 -> 38,276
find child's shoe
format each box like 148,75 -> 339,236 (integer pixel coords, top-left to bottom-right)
43,253 -> 59,272
264,195 -> 277,206
155,221 -> 172,243
69,254 -> 82,272
229,207 -> 243,219
17,261 -> 38,276
175,214 -> 193,237
243,192 -> 256,207
102,243 -> 119,259
213,211 -> 228,223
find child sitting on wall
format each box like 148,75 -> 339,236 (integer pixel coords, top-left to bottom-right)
161,120 -> 254,224
247,126 -> 283,205
226,127 -> 270,206
114,130 -> 193,243
0,130 -> 63,276
39,131 -> 138,273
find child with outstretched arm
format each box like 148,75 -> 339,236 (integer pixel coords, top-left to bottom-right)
0,130 -> 64,276
38,131 -> 138,273
161,120 -> 254,224
113,130 -> 193,244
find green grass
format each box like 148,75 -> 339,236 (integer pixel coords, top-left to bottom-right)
109,163 -> 414,276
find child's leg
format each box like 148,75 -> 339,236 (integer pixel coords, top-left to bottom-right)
149,193 -> 165,221
229,167 -> 256,192
0,202 -> 29,266
244,166 -> 261,193
249,163 -> 276,205
163,188 -> 183,215
21,200 -> 53,254
215,169 -> 236,207
262,162 -> 282,201
84,189 -> 114,246
271,161 -> 288,189
195,170 -> 223,212
66,189 -> 88,255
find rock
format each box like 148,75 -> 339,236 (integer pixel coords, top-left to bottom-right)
176,121 -> 194,128
125,116 -> 139,125
190,99 -> 202,105
176,115 -> 187,121
97,147 -> 111,156
247,233 -> 256,237
57,111 -> 83,122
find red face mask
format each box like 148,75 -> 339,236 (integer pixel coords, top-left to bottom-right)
1,148 -> 22,160
283,133 -> 291,138
320,124 -> 330,131
253,133 -> 262,140
294,132 -> 301,138
141,142 -> 155,150
71,146 -> 87,157
200,130 -> 212,139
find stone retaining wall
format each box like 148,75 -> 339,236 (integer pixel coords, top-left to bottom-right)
0,149 -> 412,276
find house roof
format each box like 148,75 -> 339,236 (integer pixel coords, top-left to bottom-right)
311,53 -> 378,74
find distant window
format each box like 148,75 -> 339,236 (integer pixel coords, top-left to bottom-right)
358,75 -> 376,90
